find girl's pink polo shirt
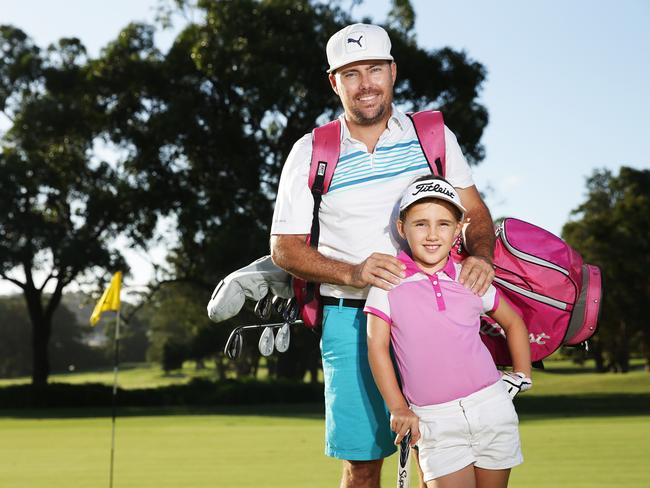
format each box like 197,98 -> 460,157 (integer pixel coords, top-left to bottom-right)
365,251 -> 502,406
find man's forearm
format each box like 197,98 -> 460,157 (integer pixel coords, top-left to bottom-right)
464,201 -> 495,261
270,234 -> 354,285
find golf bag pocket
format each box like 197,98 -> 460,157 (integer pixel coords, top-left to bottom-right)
292,276 -> 321,328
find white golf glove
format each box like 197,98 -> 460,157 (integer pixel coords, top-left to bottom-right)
501,371 -> 532,398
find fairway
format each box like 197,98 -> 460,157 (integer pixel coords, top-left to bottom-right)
0,409 -> 649,487
1,362 -> 649,486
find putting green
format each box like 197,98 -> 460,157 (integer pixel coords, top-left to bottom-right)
0,411 -> 648,487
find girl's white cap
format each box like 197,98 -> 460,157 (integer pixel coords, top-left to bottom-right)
399,178 -> 467,216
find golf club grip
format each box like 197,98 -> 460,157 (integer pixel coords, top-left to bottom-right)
397,433 -> 411,488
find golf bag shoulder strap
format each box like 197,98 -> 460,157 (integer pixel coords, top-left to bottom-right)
407,110 -> 446,177
308,119 -> 341,248
309,119 -> 341,196
294,119 -> 341,327
307,110 -> 446,198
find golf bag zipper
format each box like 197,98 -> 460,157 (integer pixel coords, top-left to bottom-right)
499,225 -> 570,276
493,277 -> 569,310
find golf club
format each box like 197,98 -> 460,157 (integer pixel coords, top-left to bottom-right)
254,293 -> 273,320
258,327 -> 275,356
225,327 -> 244,360
282,298 -> 299,323
274,323 -> 291,353
396,431 -> 411,488
223,321 -> 303,359
272,295 -> 288,315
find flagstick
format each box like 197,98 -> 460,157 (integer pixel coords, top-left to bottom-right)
109,310 -> 121,488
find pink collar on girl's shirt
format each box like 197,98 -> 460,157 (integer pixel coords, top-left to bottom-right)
397,250 -> 457,280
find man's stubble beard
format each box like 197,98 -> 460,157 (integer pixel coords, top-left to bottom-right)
348,91 -> 394,127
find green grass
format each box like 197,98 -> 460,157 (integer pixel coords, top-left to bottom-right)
0,359 -> 649,487
526,363 -> 650,396
0,362 -> 218,388
1,357 -> 647,392
0,409 -> 648,487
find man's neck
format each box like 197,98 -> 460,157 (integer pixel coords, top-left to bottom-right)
345,111 -> 392,154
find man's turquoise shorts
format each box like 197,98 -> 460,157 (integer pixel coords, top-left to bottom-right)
321,303 -> 396,461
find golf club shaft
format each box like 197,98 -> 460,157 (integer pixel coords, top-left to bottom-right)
239,320 -> 303,330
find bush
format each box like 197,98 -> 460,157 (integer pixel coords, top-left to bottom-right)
162,341 -> 190,372
0,378 -> 324,409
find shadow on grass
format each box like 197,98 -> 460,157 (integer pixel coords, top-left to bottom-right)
1,394 -> 649,421
0,403 -> 326,420
538,363 -> 648,374
515,393 -> 650,417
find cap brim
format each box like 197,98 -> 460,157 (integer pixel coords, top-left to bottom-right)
399,194 -> 467,215
327,56 -> 394,73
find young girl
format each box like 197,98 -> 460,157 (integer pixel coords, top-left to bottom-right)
365,175 -> 532,488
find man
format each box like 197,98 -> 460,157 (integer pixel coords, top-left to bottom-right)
270,23 -> 495,488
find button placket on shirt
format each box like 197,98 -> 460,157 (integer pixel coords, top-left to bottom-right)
429,273 -> 446,311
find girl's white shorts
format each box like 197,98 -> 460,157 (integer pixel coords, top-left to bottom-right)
411,380 -> 523,482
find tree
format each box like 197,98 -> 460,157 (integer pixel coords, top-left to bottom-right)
0,294 -> 106,378
562,167 -> 650,372
100,0 -> 489,378
0,27 -> 159,385
1,0 -> 490,384
98,0 -> 488,279
387,0 -> 416,37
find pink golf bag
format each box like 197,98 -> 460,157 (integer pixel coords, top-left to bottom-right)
471,218 -> 602,365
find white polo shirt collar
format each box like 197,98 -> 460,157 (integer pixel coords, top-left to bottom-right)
338,104 -> 407,144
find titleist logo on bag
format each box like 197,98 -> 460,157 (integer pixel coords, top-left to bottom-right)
412,182 -> 456,199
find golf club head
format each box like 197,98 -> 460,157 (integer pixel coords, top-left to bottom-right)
282,297 -> 298,323
288,301 -> 300,323
275,323 -> 291,353
255,293 -> 273,320
272,295 -> 289,316
224,328 -> 244,360
258,327 -> 275,357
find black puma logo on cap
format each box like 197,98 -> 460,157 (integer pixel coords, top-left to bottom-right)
347,35 -> 363,47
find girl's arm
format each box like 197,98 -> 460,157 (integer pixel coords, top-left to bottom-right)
367,314 -> 420,446
487,299 -> 532,378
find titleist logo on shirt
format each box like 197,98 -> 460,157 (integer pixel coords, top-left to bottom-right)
412,182 -> 456,199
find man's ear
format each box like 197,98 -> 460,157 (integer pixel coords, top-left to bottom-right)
390,61 -> 397,84
329,73 -> 339,95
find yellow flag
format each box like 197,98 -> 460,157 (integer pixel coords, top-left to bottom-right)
90,271 -> 122,326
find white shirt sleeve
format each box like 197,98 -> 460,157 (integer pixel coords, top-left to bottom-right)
363,286 -> 392,324
443,126 -> 475,189
271,134 -> 315,235
481,284 -> 501,314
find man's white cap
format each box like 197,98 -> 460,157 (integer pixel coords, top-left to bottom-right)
326,23 -> 393,73
399,177 -> 467,218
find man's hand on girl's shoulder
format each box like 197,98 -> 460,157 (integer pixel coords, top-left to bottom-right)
459,255 -> 495,296
349,252 -> 406,290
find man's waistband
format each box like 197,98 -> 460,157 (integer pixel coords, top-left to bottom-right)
322,296 -> 366,309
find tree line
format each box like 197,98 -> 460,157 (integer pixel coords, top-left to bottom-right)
0,0 -> 647,384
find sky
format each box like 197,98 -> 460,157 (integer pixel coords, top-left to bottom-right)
1,0 -> 648,294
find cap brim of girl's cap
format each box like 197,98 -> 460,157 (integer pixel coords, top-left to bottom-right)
399,194 -> 467,214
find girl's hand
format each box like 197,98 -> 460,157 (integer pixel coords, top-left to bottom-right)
390,407 -> 420,446
501,371 -> 532,398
